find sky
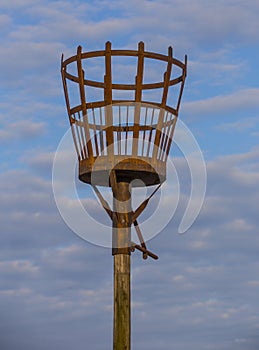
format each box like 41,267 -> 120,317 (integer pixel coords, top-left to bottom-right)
1,0 -> 259,349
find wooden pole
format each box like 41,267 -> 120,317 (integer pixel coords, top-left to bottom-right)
112,181 -> 131,350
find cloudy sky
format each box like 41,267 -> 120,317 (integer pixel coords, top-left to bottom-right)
1,0 -> 259,349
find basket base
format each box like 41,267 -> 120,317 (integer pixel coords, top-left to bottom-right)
78,157 -> 166,187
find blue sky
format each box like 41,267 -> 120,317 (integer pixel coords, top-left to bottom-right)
1,0 -> 259,349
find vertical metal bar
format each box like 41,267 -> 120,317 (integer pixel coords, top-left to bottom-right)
118,105 -> 122,155
61,55 -> 82,161
161,46 -> 173,107
99,107 -> 105,153
165,116 -> 178,160
60,55 -> 72,119
141,107 -> 148,156
146,108 -> 155,157
125,105 -> 129,155
152,46 -> 173,160
71,122 -> 81,161
78,112 -> 87,158
161,114 -> 172,162
75,118 -> 85,160
132,42 -> 144,156
158,111 -> 169,160
92,108 -> 99,156
135,42 -> 145,103
104,41 -> 114,158
165,56 -> 187,160
76,46 -> 93,158
176,55 -> 187,113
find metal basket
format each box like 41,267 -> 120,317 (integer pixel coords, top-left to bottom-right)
61,42 -> 187,187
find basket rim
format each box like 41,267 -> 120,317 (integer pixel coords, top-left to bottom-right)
61,41 -> 187,93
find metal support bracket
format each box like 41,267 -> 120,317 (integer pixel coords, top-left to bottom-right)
92,182 -> 160,260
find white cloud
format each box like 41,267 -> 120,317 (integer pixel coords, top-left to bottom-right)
0,287 -> 32,297
172,274 -> 185,282
0,41 -> 64,76
0,0 -> 41,8
0,13 -> 11,27
0,119 -> 46,142
184,88 -> 259,117
229,218 -> 254,231
124,0 -> 259,49
216,117 -> 259,132
0,260 -> 39,274
188,239 -> 208,250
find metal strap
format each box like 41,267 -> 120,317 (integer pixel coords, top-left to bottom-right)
92,185 -> 117,223
92,175 -> 161,260
131,183 -> 162,222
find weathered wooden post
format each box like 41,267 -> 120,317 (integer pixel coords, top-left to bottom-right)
60,41 -> 187,349
112,181 -> 131,349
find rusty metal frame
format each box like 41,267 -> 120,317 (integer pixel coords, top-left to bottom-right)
61,41 -> 187,188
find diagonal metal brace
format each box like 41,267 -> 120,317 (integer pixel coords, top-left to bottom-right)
92,183 -> 160,260
131,221 -> 158,260
92,184 -> 117,223
131,183 -> 161,223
